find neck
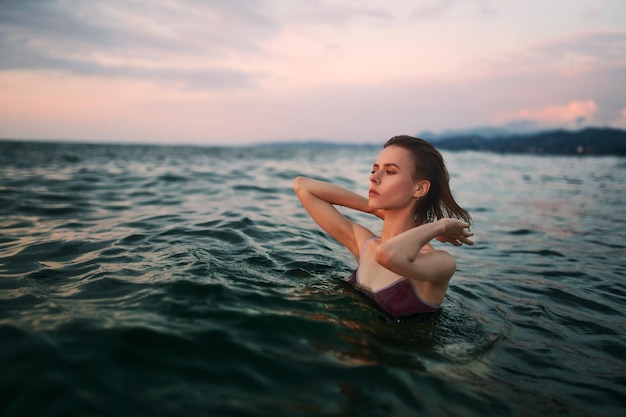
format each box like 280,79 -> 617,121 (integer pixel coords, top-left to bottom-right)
380,207 -> 416,242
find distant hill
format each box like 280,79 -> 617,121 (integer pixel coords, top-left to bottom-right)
433,127 -> 626,156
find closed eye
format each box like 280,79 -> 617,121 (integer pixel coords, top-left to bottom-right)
372,163 -> 399,175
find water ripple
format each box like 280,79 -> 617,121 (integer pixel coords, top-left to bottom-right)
1,141 -> 624,417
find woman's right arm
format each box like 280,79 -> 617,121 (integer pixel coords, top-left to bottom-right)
293,176 -> 377,258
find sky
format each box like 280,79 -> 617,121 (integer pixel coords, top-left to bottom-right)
0,0 -> 625,145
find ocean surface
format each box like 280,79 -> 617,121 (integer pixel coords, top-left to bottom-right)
1,139 -> 624,417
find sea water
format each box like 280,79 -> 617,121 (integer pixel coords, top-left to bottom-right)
1,140 -> 624,416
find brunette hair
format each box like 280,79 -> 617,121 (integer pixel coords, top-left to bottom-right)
384,135 -> 471,225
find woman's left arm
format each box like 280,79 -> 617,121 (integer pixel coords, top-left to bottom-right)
375,219 -> 473,283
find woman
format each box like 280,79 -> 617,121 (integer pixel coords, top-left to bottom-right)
294,135 -> 473,318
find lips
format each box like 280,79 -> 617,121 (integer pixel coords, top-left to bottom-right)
368,189 -> 379,197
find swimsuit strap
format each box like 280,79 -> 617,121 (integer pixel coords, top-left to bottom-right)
359,236 -> 378,264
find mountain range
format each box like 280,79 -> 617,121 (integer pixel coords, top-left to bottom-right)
424,127 -> 626,156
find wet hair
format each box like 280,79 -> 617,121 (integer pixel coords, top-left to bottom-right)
384,135 -> 471,225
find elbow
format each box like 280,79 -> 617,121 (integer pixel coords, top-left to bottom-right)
375,243 -> 413,273
293,176 -> 305,195
294,176 -> 313,201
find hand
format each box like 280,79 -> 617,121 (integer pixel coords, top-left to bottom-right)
366,204 -> 385,220
371,208 -> 385,220
435,218 -> 474,246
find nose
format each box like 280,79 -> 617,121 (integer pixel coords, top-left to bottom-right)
370,171 -> 380,184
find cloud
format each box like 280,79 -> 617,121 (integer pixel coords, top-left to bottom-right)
278,1 -> 393,25
494,29 -> 626,76
0,0 -> 399,89
505,100 -> 598,128
0,0 -> 278,87
411,0 -> 494,19
1,0 -> 625,143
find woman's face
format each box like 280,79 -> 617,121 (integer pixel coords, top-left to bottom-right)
368,145 -> 419,210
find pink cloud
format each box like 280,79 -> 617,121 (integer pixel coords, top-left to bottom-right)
511,100 -> 598,126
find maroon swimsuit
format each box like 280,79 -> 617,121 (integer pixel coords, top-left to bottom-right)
348,237 -> 440,318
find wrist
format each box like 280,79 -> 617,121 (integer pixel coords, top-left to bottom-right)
434,219 -> 447,235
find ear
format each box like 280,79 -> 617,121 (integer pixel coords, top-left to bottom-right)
413,180 -> 430,198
